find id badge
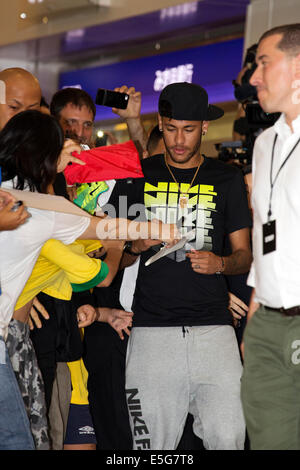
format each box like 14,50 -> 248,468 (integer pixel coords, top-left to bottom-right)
262,220 -> 276,255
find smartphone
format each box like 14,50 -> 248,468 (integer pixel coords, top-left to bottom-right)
95,88 -> 129,110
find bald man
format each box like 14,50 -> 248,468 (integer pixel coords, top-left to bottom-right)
0,68 -> 84,173
0,68 -> 41,130
0,69 -> 38,230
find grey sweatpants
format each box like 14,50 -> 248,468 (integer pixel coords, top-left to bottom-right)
125,325 -> 245,450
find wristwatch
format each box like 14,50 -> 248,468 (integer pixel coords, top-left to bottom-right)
215,256 -> 225,274
123,241 -> 142,256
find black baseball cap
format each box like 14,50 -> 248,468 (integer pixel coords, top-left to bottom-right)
159,82 -> 224,121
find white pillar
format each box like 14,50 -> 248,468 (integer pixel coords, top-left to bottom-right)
244,0 -> 300,52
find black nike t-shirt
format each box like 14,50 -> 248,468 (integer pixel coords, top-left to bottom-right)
107,154 -> 251,327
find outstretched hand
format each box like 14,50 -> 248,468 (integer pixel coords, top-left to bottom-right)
105,308 -> 133,340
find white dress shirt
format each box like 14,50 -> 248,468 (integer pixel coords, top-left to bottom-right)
248,113 -> 300,308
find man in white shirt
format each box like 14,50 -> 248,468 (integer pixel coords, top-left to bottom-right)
241,23 -> 300,450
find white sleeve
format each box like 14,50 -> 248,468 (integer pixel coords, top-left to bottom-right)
96,179 -> 116,213
247,262 -> 255,288
119,258 -> 140,312
52,212 -> 90,245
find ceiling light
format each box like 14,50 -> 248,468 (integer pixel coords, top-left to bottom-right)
20,12 -> 27,19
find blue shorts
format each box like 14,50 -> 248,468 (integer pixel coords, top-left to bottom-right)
64,404 -> 97,445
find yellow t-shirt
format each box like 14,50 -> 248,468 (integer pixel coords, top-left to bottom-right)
15,240 -> 107,408
67,357 -> 90,405
15,239 -> 105,310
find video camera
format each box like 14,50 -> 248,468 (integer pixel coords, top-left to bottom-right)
216,44 -> 280,168
245,102 -> 280,131
233,43 -> 280,132
215,140 -> 252,167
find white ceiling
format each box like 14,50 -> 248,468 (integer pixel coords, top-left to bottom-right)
0,0 -> 195,47
18,0 -> 110,18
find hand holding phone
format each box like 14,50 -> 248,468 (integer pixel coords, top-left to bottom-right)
96,88 -> 129,110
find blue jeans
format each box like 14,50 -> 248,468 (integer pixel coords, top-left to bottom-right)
0,336 -> 35,450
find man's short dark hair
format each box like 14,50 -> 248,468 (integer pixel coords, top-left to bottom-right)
259,23 -> 300,56
147,125 -> 163,156
50,87 -> 96,120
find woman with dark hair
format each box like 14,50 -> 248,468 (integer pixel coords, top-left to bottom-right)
0,109 -> 64,194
